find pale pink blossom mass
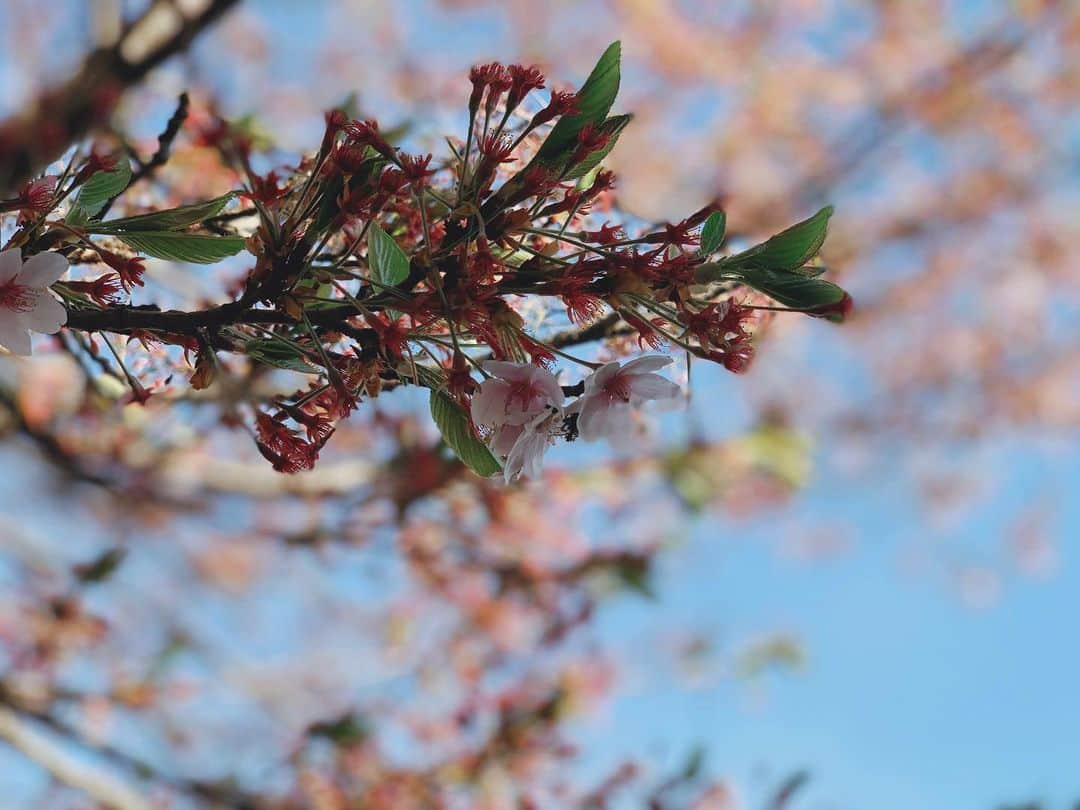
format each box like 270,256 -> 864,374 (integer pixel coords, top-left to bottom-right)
573,356 -> 681,444
471,360 -> 566,483
0,248 -> 69,356
471,356 -> 682,482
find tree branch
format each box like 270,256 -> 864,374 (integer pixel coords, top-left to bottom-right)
0,705 -> 152,810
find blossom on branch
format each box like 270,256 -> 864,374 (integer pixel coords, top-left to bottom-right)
572,356 -> 681,444
0,249 -> 68,355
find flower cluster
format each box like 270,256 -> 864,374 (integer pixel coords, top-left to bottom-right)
3,42 -> 849,480
0,248 -> 68,355
472,356 -> 680,482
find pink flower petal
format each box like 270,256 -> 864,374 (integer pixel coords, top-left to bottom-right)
621,354 -> 672,374
22,292 -> 67,334
627,372 -> 680,401
471,378 -> 511,427
19,251 -> 69,287
0,317 -> 32,355
0,249 -> 21,285
583,362 -> 620,395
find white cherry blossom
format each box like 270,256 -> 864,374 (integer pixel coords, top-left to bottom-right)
471,360 -> 565,483
500,405 -> 564,484
572,355 -> 681,444
0,248 -> 68,356
471,360 -> 564,429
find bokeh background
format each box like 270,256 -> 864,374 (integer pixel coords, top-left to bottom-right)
0,1 -> 1077,808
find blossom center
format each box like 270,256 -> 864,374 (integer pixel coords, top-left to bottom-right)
507,379 -> 542,411
600,373 -> 633,403
0,281 -> 36,312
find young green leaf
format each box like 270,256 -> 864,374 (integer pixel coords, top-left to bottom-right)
722,205 -> 833,271
89,193 -> 235,233
367,222 -> 410,287
564,114 -> 633,179
117,231 -> 246,264
732,267 -> 848,313
536,41 -> 622,163
245,339 -> 319,373
71,158 -> 132,218
429,389 -> 501,477
698,211 -> 726,256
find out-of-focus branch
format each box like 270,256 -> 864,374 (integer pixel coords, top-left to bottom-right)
0,705 -> 152,810
0,686 -> 260,807
0,0 -> 240,193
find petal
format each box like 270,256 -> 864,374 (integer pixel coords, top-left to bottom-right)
471,379 -> 511,427
627,372 -> 680,401
583,362 -> 620,395
0,316 -> 32,355
18,251 -> 69,287
0,249 -> 22,285
503,435 -> 528,483
582,401 -> 634,443
529,365 -> 564,406
606,414 -> 642,451
522,434 -> 548,479
22,292 -> 67,334
490,424 -> 523,457
576,396 -> 606,442
482,360 -> 531,381
506,429 -> 548,482
622,354 -> 672,374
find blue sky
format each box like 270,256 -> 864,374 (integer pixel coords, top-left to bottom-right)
579,436 -> 1079,809
1,2 -> 1076,807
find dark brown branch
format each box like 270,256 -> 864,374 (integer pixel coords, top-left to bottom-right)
97,93 -> 191,219
65,301 -> 354,335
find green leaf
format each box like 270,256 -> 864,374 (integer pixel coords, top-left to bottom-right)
564,114 -> 632,179
117,231 -> 245,264
71,158 -> 132,218
732,267 -> 847,312
90,193 -> 235,233
245,339 -> 319,374
73,548 -> 126,585
308,713 -> 369,747
536,41 -> 622,163
429,389 -> 501,477
698,211 -> 726,256
722,205 -> 833,271
366,222 -> 410,288
613,555 -> 655,600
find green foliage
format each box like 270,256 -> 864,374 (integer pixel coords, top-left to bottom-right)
116,231 -> 245,264
536,41 -> 622,163
721,205 -> 833,271
244,339 -> 319,374
698,211 -> 726,256
70,158 -> 132,218
366,222 -> 411,287
731,267 -> 847,312
89,193 -> 235,233
429,389 -> 502,477
72,548 -> 126,585
693,206 -> 847,318
565,114 -> 633,179
614,556 -> 656,600
307,713 -> 369,747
